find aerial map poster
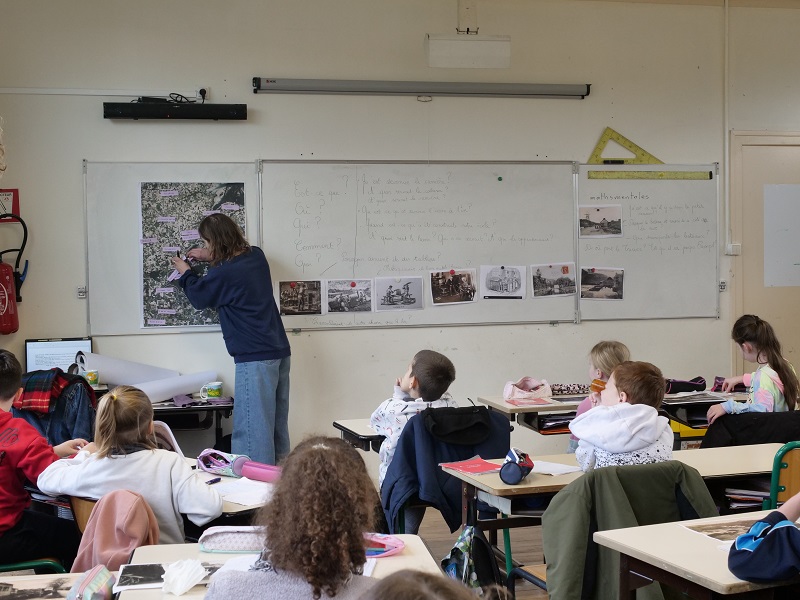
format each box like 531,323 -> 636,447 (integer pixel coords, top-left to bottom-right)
139,182 -> 246,328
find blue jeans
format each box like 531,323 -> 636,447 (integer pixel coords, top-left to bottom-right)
233,356 -> 291,465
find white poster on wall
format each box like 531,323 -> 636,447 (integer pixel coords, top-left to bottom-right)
764,184 -> 800,287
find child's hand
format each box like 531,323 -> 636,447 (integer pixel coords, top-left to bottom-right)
54,438 -> 89,458
721,376 -> 744,392
706,404 -> 727,425
187,247 -> 211,262
170,256 -> 191,275
589,391 -> 601,408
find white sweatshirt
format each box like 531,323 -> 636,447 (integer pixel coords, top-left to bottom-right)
37,448 -> 223,544
568,403 -> 673,472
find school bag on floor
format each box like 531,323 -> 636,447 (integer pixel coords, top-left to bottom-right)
441,525 -> 503,592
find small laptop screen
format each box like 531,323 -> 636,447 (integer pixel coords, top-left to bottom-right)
25,337 -> 92,373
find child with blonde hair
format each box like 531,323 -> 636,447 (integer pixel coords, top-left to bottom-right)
37,385 -> 222,543
567,340 -> 631,453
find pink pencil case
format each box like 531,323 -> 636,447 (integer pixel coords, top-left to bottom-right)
237,461 -> 282,483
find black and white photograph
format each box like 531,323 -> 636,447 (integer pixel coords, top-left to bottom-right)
480,265 -> 525,299
580,267 -> 624,300
531,263 -> 577,297
115,563 -> 166,590
430,269 -> 477,305
683,519 -> 761,543
0,574 -> 79,600
375,277 -> 424,311
278,280 -> 322,315
578,204 -> 623,238
325,279 -> 372,313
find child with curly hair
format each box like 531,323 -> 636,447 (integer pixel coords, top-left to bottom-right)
205,436 -> 378,600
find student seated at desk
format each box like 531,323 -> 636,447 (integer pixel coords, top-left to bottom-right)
729,489 -> 800,588
205,436 -> 377,600
37,385 -> 222,544
569,361 -> 672,471
0,350 -> 87,568
707,315 -> 799,425
567,340 -> 631,453
370,349 -> 457,532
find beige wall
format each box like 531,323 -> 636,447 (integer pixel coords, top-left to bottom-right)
0,0 -> 795,458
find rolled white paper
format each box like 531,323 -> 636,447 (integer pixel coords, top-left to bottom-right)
76,352 -> 179,386
137,370 -> 218,404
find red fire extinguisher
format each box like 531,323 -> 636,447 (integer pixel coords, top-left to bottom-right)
0,213 -> 28,335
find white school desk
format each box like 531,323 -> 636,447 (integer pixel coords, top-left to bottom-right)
442,444 -> 783,530
594,510 -> 793,598
193,466 -> 269,516
118,535 -> 441,599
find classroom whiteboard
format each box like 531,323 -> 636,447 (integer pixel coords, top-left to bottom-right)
262,162 -> 578,329
85,161 -> 261,335
577,164 -> 719,320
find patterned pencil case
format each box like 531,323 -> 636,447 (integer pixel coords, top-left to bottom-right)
199,526 -> 265,553
197,448 -> 251,478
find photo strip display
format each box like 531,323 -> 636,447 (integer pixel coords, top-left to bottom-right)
579,204 -> 623,238
480,265 -> 525,300
375,277 -> 424,311
580,267 -> 624,300
278,280 -> 322,315
325,279 -> 372,313
430,269 -> 477,305
531,263 -> 577,298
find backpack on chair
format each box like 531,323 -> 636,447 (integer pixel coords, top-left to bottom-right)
441,525 -> 503,591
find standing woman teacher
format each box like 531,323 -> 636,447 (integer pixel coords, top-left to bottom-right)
171,213 -> 291,465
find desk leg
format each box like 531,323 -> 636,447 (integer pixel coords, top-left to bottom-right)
214,410 -> 223,446
462,481 -> 477,527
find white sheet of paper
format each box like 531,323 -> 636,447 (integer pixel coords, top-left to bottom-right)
216,477 -> 275,506
531,461 -> 582,475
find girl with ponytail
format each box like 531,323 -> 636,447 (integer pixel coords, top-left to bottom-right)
707,315 -> 799,425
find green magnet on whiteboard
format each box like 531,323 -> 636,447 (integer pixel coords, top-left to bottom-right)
498,177 -> 503,181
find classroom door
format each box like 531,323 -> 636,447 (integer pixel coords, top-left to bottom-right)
731,132 -> 800,374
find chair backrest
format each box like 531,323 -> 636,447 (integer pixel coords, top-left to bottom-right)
381,406 -> 511,534
71,490 -> 159,573
764,441 -> 800,509
542,460 -> 718,600
70,496 -> 98,534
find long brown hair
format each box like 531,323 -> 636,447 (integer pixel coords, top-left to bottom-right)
94,385 -> 156,458
197,213 -> 250,266
732,314 -> 799,409
259,436 -> 375,598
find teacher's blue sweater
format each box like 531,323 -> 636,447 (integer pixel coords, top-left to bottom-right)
178,246 -> 290,363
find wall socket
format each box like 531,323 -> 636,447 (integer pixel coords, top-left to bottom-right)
196,87 -> 209,100
77,286 -> 87,299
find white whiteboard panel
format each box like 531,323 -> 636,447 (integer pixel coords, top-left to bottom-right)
262,162 -> 577,329
764,184 -> 800,287
577,164 -> 719,320
86,161 -> 261,335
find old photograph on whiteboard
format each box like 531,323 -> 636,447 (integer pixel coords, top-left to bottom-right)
531,263 -> 577,298
325,279 -> 372,313
580,267 -> 624,300
579,205 -> 623,238
278,280 -> 322,315
375,277 -> 424,311
430,269 -> 477,305
140,182 -> 245,328
480,265 -> 525,299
